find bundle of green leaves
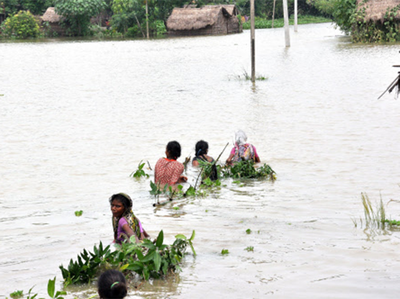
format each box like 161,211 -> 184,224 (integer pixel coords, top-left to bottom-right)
59,230 -> 195,286
222,160 -> 276,181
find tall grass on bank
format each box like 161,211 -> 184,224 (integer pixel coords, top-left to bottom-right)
242,15 -> 332,30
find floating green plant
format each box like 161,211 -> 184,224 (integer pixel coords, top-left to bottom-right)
74,210 -> 83,217
230,69 -> 268,81
245,246 -> 254,252
9,290 -> 23,298
130,160 -> 149,179
246,229 -> 252,234
222,161 -> 276,181
221,249 -> 229,255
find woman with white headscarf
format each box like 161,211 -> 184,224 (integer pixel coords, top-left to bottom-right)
226,130 -> 260,165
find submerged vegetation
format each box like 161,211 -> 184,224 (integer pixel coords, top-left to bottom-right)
354,192 -> 400,230
8,277 -> 66,299
60,230 -> 195,285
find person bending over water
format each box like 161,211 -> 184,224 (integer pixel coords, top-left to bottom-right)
154,141 -> 187,186
110,193 -> 149,244
226,130 -> 260,165
98,269 -> 127,299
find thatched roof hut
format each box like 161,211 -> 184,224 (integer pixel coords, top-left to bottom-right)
357,0 -> 400,22
42,7 -> 61,23
41,7 -> 65,36
166,5 -> 242,36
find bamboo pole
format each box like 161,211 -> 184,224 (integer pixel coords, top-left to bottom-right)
282,0 -> 290,47
250,0 -> 255,83
294,0 -> 298,32
146,0 -> 149,39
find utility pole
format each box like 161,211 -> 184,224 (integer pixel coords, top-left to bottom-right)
250,0 -> 255,83
283,0 -> 290,47
294,0 -> 298,32
146,0 -> 149,39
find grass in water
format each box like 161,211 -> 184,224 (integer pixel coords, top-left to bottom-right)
360,192 -> 386,229
230,69 -> 267,81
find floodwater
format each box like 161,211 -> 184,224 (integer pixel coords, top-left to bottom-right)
1,23 -> 400,298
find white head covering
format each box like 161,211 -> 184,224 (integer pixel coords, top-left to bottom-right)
235,130 -> 247,146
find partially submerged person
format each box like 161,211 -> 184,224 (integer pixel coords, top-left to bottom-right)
98,269 -> 127,299
154,141 -> 187,186
192,140 -> 218,181
192,140 -> 214,166
110,193 -> 149,244
226,130 -> 260,165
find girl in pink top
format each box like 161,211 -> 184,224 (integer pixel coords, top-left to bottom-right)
110,193 -> 149,244
154,141 -> 187,186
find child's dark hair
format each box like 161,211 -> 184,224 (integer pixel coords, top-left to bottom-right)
109,193 -> 132,211
98,269 -> 127,298
195,140 -> 208,157
166,141 -> 181,160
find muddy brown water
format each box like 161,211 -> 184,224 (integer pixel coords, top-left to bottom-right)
1,23 -> 400,298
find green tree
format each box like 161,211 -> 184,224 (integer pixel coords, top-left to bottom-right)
331,0 -> 356,33
0,0 -> 54,17
54,0 -> 107,36
0,10 -> 40,38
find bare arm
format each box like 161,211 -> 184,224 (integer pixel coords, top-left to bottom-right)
122,223 -> 139,243
226,153 -> 235,165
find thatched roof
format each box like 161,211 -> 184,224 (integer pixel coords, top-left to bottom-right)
358,0 -> 400,22
166,5 -> 238,31
41,7 -> 61,23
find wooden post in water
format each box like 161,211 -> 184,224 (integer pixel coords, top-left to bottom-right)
294,0 -> 298,32
146,0 -> 149,39
282,0 -> 290,47
250,0 -> 255,83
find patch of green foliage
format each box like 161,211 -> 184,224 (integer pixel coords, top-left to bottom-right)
246,229 -> 252,234
230,69 -> 268,81
0,10 -> 40,38
384,219 -> 400,226
149,181 -> 207,203
59,230 -> 195,285
9,290 -> 23,299
130,160 -> 150,179
221,249 -> 229,255
0,0 -> 54,17
54,0 -> 107,36
245,246 -> 254,252
74,210 -> 83,217
11,277 -> 67,299
222,161 -> 276,181
242,15 -> 331,30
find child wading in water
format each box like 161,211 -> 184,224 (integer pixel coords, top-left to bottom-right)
98,269 -> 128,299
110,193 -> 149,244
154,141 -> 188,187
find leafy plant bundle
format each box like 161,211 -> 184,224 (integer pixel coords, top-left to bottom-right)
59,230 -> 195,286
222,160 -> 276,181
130,160 -> 150,179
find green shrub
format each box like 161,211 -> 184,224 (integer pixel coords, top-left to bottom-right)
1,10 -> 40,38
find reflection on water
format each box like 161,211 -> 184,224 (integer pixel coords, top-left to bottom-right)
1,23 -> 400,298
